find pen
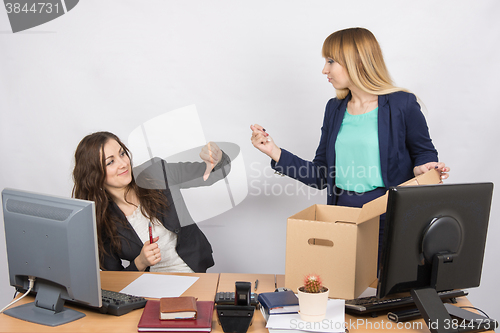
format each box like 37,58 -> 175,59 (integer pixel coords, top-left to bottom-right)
254,279 -> 259,291
149,220 -> 154,244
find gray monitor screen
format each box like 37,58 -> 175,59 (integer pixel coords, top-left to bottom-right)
2,188 -> 101,326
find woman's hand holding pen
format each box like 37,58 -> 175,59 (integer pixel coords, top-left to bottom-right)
134,236 -> 161,272
250,124 -> 281,162
413,162 -> 450,183
200,142 -> 223,181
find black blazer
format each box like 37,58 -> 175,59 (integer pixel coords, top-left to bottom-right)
101,152 -> 231,272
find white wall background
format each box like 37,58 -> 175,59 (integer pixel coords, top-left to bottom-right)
1,0 -> 499,321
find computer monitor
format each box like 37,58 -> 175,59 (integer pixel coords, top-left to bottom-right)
1,188 -> 101,326
377,182 -> 496,332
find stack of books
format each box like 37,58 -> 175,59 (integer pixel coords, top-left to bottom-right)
258,291 -> 300,321
265,299 -> 345,333
138,296 -> 214,332
258,291 -> 345,333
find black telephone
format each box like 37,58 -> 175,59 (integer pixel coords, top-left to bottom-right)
216,282 -> 255,333
214,291 -> 259,306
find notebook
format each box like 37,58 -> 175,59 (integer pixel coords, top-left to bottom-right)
138,300 -> 214,332
160,297 -> 197,320
258,291 -> 299,314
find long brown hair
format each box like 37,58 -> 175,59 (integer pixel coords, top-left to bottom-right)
72,131 -> 168,269
322,27 -> 407,99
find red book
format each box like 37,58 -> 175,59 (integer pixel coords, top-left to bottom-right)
138,300 -> 214,332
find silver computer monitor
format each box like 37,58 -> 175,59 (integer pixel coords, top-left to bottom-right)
2,188 -> 101,326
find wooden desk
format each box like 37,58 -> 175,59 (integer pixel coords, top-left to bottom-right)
0,271 -> 219,333
0,272 -> 492,333
217,273 -> 278,294
219,274 -> 493,333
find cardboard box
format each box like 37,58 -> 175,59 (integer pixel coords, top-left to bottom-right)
284,169 -> 441,300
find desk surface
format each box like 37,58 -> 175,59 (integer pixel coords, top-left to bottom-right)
0,272 -> 488,333
0,271 -> 219,333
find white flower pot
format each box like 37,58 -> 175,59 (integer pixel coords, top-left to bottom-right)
297,287 -> 329,322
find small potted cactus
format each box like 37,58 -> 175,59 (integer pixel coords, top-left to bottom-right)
297,274 -> 329,322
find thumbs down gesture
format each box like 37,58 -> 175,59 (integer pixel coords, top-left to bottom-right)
200,142 -> 223,181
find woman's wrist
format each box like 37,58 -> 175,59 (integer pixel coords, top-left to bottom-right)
134,257 -> 147,272
212,150 -> 227,172
270,147 -> 281,163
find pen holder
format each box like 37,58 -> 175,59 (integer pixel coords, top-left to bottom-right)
216,305 -> 254,333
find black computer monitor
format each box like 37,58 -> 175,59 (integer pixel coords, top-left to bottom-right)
377,182 -> 496,332
1,188 -> 101,326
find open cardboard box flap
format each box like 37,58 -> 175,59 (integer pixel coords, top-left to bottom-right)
356,169 -> 441,224
289,204 -> 363,225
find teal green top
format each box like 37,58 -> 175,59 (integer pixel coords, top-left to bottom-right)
335,107 -> 385,193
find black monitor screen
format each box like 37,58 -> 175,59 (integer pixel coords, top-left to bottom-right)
377,182 -> 493,298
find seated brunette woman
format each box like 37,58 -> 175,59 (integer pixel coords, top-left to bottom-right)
72,131 -> 230,272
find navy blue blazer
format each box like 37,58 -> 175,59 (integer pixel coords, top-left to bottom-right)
272,91 -> 438,205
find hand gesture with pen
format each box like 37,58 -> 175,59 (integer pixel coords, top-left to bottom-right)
200,142 -> 223,181
250,124 -> 282,162
134,236 -> 161,272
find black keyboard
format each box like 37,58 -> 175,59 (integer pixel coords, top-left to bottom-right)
98,289 -> 147,316
16,286 -> 148,316
345,289 -> 468,314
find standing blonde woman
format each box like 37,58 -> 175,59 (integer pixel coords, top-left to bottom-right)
251,27 -> 449,262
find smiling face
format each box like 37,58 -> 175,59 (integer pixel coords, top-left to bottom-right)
103,139 -> 132,193
322,58 -> 351,90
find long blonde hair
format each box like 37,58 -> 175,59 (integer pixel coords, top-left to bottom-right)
322,27 -> 407,99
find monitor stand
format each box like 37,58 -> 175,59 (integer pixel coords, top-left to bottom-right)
4,283 -> 85,326
411,288 -> 497,333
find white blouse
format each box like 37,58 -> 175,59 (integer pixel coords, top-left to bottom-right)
126,206 -> 194,273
